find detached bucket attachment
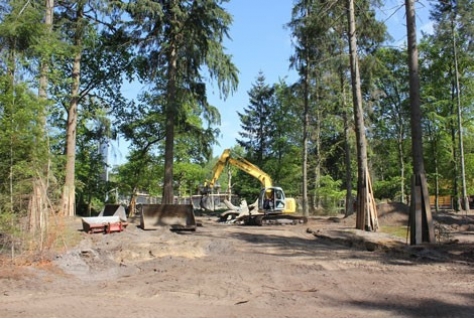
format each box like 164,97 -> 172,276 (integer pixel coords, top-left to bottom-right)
82,216 -> 127,234
98,204 -> 127,221
82,204 -> 128,234
139,204 -> 197,231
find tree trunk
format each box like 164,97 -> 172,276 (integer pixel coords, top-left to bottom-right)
405,0 -> 434,244
301,49 -> 310,217
397,110 -> 406,204
61,3 -> 84,216
61,85 -> 79,216
343,109 -> 354,217
227,167 -> 232,202
128,188 -> 137,217
29,0 -> 54,246
346,0 -> 377,231
451,15 -> 469,211
28,179 -> 48,250
314,106 -> 321,210
339,30 -> 353,217
38,0 -> 54,103
452,123 -> 461,209
162,4 -> 179,204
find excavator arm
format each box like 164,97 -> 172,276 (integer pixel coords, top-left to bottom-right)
204,149 -> 273,190
226,157 -> 272,189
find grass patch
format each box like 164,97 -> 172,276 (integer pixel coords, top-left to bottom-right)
380,225 -> 409,239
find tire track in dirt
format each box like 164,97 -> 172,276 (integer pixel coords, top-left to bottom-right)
2,214 -> 474,317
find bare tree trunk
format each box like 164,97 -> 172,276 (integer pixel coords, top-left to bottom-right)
396,111 -> 406,204
128,188 -> 137,217
343,109 -> 354,217
435,158 -> 440,212
451,16 -> 469,211
7,45 -> 16,261
314,105 -> 321,210
160,0 -> 181,204
61,3 -> 84,217
29,0 -> 54,247
346,0 -> 378,231
301,48 -> 310,217
405,0 -> 434,244
302,99 -> 309,216
28,179 -> 48,250
227,167 -> 232,202
38,0 -> 54,103
338,30 -> 354,217
163,35 -> 178,205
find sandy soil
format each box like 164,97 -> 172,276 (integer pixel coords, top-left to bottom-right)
1,203 -> 474,318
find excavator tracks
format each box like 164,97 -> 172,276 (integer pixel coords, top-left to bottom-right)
237,214 -> 308,226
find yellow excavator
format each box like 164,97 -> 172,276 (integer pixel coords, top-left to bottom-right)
200,149 -> 306,225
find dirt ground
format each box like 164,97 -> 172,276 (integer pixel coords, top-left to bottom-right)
1,202 -> 474,318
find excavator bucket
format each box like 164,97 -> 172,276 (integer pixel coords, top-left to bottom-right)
200,195 -> 214,211
81,204 -> 128,234
139,204 -> 197,231
98,204 -> 127,221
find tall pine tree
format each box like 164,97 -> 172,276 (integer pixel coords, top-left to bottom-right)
237,72 -> 275,166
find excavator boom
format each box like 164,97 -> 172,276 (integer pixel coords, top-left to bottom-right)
227,158 -> 272,189
205,149 -> 272,189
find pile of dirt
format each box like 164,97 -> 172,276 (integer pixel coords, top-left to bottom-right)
376,201 -> 410,226
340,201 -> 409,227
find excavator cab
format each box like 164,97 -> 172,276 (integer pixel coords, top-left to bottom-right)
259,187 -> 286,213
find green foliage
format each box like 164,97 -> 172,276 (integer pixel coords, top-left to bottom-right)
263,145 -> 302,197
0,204 -> 20,254
419,0 -> 474,200
0,77 -> 49,254
234,74 -> 304,200
113,150 -> 164,199
316,175 -> 346,212
174,161 -> 207,196
373,176 -> 404,200
3,0 -> 474,234
74,121 -> 108,215
0,77 -> 46,199
236,72 -> 275,164
317,175 -> 343,198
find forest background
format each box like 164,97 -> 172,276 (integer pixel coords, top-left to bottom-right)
0,0 -> 473,253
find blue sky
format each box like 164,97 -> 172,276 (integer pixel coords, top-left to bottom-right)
207,0 -> 297,157
208,0 -> 433,157
112,0 -> 433,165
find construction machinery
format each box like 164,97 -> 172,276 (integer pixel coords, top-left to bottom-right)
201,149 -> 306,225
138,204 -> 197,231
81,204 -> 128,234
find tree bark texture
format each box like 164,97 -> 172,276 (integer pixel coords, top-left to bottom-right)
28,179 -> 48,250
29,0 -> 54,244
162,10 -> 179,205
343,109 -> 354,217
301,33 -> 310,217
61,3 -> 84,216
451,16 -> 469,211
405,0 -> 434,244
346,0 -> 377,230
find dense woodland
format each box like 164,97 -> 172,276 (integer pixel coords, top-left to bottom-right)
1,0 -> 473,252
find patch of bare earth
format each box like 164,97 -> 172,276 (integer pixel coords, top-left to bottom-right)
1,205 -> 474,318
